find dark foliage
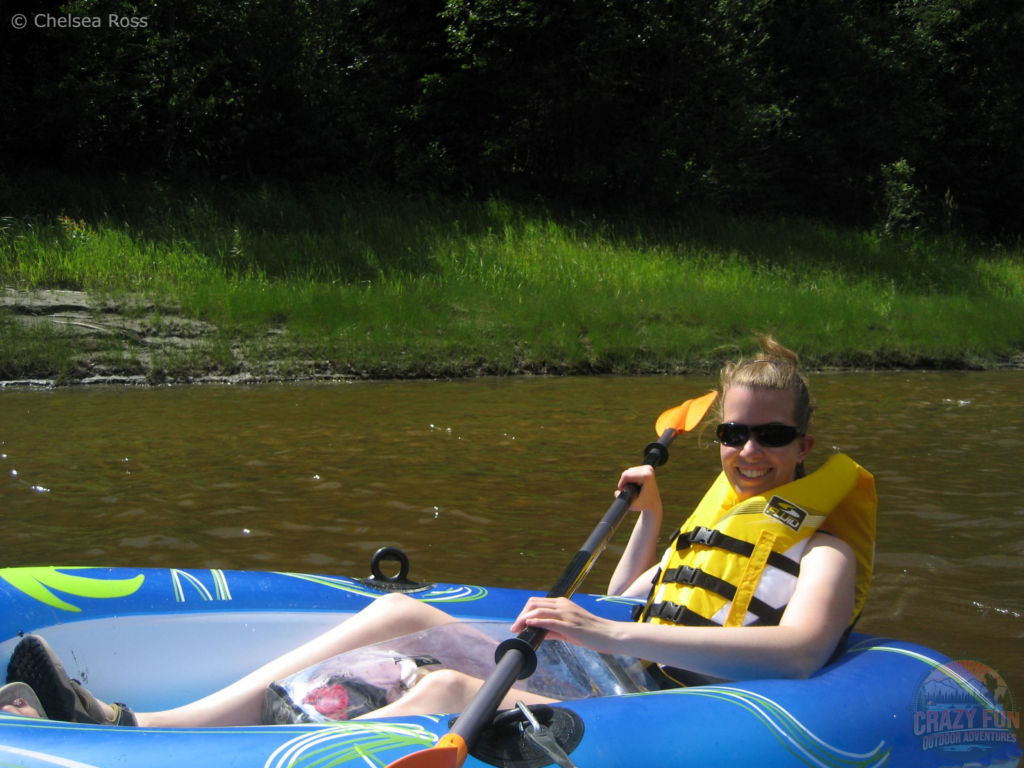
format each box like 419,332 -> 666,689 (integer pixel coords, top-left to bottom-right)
1,0 -> 1021,235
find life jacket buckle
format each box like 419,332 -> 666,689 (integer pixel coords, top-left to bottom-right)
666,565 -> 700,585
651,602 -> 685,624
690,527 -> 715,546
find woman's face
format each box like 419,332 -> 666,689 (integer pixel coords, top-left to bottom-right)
720,386 -> 815,502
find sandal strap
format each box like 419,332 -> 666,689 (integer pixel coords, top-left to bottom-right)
110,703 -> 138,727
69,680 -> 135,726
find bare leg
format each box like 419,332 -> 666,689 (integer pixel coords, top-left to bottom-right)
355,670 -> 558,720
134,593 -> 458,727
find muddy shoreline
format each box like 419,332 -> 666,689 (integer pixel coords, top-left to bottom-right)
3,288 -> 1022,387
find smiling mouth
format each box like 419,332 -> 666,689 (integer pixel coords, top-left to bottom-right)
738,468 -> 770,479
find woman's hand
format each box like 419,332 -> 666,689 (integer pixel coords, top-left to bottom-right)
511,597 -> 617,652
617,465 -> 662,515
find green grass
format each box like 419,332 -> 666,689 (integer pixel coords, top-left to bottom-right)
1,171 -> 1022,381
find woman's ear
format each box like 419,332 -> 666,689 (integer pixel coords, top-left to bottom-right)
797,434 -> 815,463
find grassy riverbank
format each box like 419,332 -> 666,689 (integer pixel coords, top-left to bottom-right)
2,174 -> 1023,384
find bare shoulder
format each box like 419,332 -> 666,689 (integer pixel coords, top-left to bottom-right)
805,530 -> 855,562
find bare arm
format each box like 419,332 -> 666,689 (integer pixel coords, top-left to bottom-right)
616,564 -> 660,598
607,466 -> 665,596
517,532 -> 857,681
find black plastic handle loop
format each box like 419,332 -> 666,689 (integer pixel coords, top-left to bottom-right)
371,546 -> 410,583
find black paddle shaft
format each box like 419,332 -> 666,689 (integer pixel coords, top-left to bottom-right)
449,428 -> 677,750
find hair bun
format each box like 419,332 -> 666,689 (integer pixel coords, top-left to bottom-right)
718,332 -> 815,433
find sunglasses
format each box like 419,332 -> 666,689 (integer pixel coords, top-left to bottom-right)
716,422 -> 803,448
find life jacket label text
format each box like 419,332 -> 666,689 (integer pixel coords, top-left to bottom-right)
763,497 -> 807,531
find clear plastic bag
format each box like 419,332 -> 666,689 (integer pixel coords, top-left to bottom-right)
263,621 -> 654,724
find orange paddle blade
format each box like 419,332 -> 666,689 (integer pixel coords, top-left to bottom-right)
655,391 -> 718,436
385,733 -> 468,768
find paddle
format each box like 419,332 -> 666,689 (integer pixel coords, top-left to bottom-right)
385,391 -> 718,768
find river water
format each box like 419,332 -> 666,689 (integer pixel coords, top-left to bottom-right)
1,373 -> 1022,723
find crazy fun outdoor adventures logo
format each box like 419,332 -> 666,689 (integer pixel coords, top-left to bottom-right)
912,658 -> 1019,761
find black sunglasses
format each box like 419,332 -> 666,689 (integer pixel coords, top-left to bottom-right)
716,422 -> 803,448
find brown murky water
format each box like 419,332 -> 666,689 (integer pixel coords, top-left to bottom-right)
2,373 -> 1022,719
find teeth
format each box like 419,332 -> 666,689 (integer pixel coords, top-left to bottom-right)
739,468 -> 769,478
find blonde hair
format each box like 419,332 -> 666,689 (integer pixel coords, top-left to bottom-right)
717,333 -> 816,434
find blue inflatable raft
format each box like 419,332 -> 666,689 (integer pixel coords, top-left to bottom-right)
0,565 -> 1020,768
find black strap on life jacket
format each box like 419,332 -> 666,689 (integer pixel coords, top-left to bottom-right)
673,526 -> 801,578
658,564 -> 787,625
644,600 -> 780,627
644,601 -> 722,626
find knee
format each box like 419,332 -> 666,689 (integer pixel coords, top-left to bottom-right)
419,669 -> 472,688
413,670 -> 477,699
351,591 -> 452,640
372,592 -> 421,614
372,592 -> 452,624
326,592 -> 421,637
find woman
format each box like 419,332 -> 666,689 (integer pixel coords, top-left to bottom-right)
6,334 -> 875,726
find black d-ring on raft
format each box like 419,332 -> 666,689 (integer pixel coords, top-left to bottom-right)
353,546 -> 436,593
372,546 -> 410,582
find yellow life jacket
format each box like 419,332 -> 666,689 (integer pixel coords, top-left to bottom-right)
635,454 -> 876,637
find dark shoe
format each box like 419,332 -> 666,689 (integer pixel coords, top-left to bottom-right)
263,681 -> 314,725
7,635 -> 136,726
0,681 -> 49,718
